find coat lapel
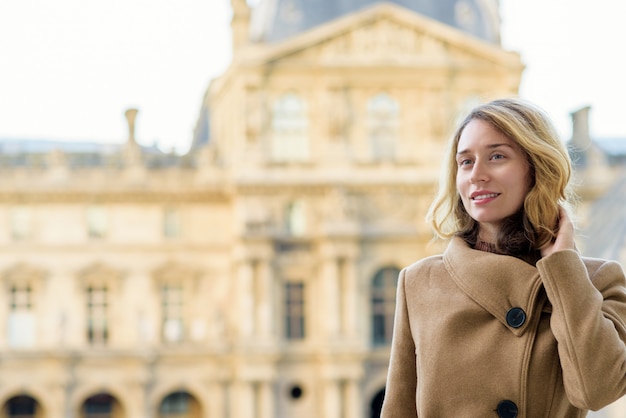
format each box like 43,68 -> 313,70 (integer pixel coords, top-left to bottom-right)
443,237 -> 546,336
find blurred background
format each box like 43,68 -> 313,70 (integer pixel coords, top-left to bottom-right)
0,0 -> 624,417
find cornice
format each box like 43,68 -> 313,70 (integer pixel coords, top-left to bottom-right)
234,182 -> 434,195
0,190 -> 231,203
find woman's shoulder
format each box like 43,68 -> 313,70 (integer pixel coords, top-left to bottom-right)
402,253 -> 446,277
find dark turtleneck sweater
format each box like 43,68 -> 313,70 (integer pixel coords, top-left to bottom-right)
473,240 -> 541,266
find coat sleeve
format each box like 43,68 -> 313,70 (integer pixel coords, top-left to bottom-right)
381,268 -> 419,418
537,250 -> 626,410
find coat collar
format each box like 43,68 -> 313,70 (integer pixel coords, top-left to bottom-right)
443,237 -> 546,336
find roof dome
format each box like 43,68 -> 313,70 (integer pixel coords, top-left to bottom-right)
250,0 -> 501,44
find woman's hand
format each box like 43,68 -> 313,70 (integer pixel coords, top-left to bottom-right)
540,207 -> 578,258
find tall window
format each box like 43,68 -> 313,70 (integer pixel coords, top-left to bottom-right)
367,93 -> 399,161
371,267 -> 400,346
163,207 -> 182,239
10,206 -> 33,241
271,93 -> 309,162
87,205 -> 107,239
8,284 -> 35,348
87,285 -> 109,345
162,284 -> 184,343
286,200 -> 306,236
284,282 -> 305,340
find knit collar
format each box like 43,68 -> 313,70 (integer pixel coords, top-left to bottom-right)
474,240 -> 497,253
472,239 -> 541,266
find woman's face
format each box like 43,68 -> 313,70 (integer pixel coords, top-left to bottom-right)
455,119 -> 532,241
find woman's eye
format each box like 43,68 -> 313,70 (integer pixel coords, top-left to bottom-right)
459,159 -> 472,166
491,153 -> 505,160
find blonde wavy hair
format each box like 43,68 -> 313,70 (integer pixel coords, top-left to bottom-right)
426,98 -> 575,251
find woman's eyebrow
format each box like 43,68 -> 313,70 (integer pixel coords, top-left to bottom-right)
456,143 -> 513,155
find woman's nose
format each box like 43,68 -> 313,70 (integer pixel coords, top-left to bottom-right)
469,162 -> 489,184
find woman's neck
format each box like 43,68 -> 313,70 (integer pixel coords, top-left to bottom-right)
478,227 -> 497,245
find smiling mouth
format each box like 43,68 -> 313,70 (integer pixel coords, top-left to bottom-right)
471,193 -> 500,201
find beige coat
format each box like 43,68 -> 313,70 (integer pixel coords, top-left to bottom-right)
381,237 -> 626,418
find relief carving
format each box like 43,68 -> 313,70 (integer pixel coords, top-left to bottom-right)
316,19 -> 447,61
245,88 -> 267,142
328,87 -> 352,139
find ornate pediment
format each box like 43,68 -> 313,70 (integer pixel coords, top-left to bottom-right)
256,3 -> 518,69
303,19 -> 448,64
77,262 -> 124,291
2,263 -> 47,288
152,261 -> 199,288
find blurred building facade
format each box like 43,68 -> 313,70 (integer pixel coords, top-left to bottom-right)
568,107 -> 626,418
1,0 -> 582,417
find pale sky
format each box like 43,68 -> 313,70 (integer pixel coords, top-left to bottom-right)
1,0 -> 625,153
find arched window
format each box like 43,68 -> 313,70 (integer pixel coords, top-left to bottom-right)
159,391 -> 201,418
6,395 -> 38,418
367,93 -> 399,161
271,93 -> 309,162
82,393 -> 121,418
371,267 -> 400,346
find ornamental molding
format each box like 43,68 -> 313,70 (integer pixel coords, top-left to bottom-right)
2,262 -> 47,288
0,190 -> 231,204
77,262 -> 124,291
151,261 -> 200,289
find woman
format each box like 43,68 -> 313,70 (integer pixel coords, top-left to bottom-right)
381,98 -> 626,417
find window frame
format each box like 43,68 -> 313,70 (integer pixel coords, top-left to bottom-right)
270,92 -> 310,162
284,281 -> 306,341
371,267 -> 400,346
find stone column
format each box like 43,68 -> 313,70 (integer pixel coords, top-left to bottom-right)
125,108 -> 138,143
207,382 -> 226,418
341,257 -> 358,338
236,260 -> 255,338
230,381 -> 255,418
321,257 -> 340,337
258,380 -> 275,418
323,380 -> 341,418
344,379 -> 362,418
255,258 -> 273,339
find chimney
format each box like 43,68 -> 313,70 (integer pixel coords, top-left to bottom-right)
123,108 -> 143,168
231,0 -> 251,54
125,108 -> 139,144
570,106 -> 591,150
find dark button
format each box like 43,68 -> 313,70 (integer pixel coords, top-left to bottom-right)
496,400 -> 518,418
506,307 -> 526,328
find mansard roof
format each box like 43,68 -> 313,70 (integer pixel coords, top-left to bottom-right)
0,138 -> 187,169
250,0 -> 500,44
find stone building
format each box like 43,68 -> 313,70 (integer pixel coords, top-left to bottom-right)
568,107 -> 626,418
0,0 -> 524,417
